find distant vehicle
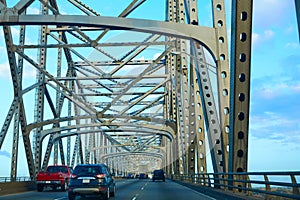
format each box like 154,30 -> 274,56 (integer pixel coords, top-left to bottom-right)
68,164 -> 116,200
126,173 -> 134,179
139,173 -> 148,179
36,165 -> 72,192
152,169 -> 165,182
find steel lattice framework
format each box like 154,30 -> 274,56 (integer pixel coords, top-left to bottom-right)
0,0 -> 253,189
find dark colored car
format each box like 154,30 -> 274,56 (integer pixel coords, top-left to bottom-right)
126,173 -> 134,179
152,169 -> 165,182
139,173 -> 148,179
68,164 -> 116,200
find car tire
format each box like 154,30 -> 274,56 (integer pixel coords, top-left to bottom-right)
61,180 -> 68,191
37,184 -> 43,192
103,187 -> 110,200
68,192 -> 76,200
110,185 -> 116,197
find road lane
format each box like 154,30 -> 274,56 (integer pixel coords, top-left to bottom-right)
127,179 -> 215,200
0,179 -> 215,200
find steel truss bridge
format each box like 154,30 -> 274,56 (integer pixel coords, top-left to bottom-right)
0,0 -> 299,198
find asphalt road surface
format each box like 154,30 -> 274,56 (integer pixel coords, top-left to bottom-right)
0,179 -> 215,200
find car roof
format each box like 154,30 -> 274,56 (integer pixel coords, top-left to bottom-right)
75,164 -> 107,167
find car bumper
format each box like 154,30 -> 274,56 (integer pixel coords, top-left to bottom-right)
153,177 -> 165,180
69,186 -> 107,194
36,180 -> 62,185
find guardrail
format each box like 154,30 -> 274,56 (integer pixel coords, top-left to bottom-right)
171,172 -> 300,199
0,177 -> 35,196
0,177 -> 32,183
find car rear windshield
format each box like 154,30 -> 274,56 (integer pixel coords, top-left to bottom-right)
46,166 -> 68,173
154,170 -> 163,175
73,166 -> 103,176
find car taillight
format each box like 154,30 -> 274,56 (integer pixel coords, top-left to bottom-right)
71,174 -> 77,178
95,174 -> 106,178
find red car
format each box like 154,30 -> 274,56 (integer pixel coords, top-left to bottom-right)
36,165 -> 72,192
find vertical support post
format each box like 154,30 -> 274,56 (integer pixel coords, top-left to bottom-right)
191,51 -> 207,175
229,0 -> 253,191
166,0 -> 180,176
54,141 -> 58,164
2,6 -> 34,178
11,23 -> 26,179
169,0 -> 190,175
34,0 -> 49,172
78,134 -> 84,164
11,103 -> 20,180
54,30 -> 63,165
291,175 -> 300,196
71,136 -> 79,167
212,0 -> 231,173
295,0 -> 300,41
264,175 -> 271,199
67,100 -> 72,166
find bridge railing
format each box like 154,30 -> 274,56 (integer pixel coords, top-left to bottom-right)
0,177 -> 31,183
172,171 -> 300,199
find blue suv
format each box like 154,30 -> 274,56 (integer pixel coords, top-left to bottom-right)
68,164 -> 116,200
152,169 -> 165,182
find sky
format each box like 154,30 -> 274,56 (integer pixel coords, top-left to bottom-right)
248,0 -> 300,171
0,0 -> 299,177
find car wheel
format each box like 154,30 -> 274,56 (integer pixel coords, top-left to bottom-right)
37,184 -> 43,192
68,192 -> 76,200
102,187 -> 110,200
61,180 -> 68,191
110,185 -> 116,197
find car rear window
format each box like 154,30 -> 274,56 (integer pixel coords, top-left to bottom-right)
46,166 -> 68,173
73,166 -> 103,175
154,170 -> 163,175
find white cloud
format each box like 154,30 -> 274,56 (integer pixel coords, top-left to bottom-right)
252,30 -> 275,48
0,45 -> 5,54
255,81 -> 300,99
284,25 -> 296,35
252,33 -> 259,46
251,111 -> 285,130
250,111 -> 300,143
0,62 -> 11,79
285,42 -> 300,49
0,27 -> 20,39
153,53 -> 161,60
291,83 -> 300,92
0,155 -> 11,176
264,30 -> 275,39
23,65 -> 37,79
248,136 -> 300,171
10,27 -> 19,37
0,62 -> 36,79
27,7 -> 40,14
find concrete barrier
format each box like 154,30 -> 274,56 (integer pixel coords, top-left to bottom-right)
0,181 -> 35,196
